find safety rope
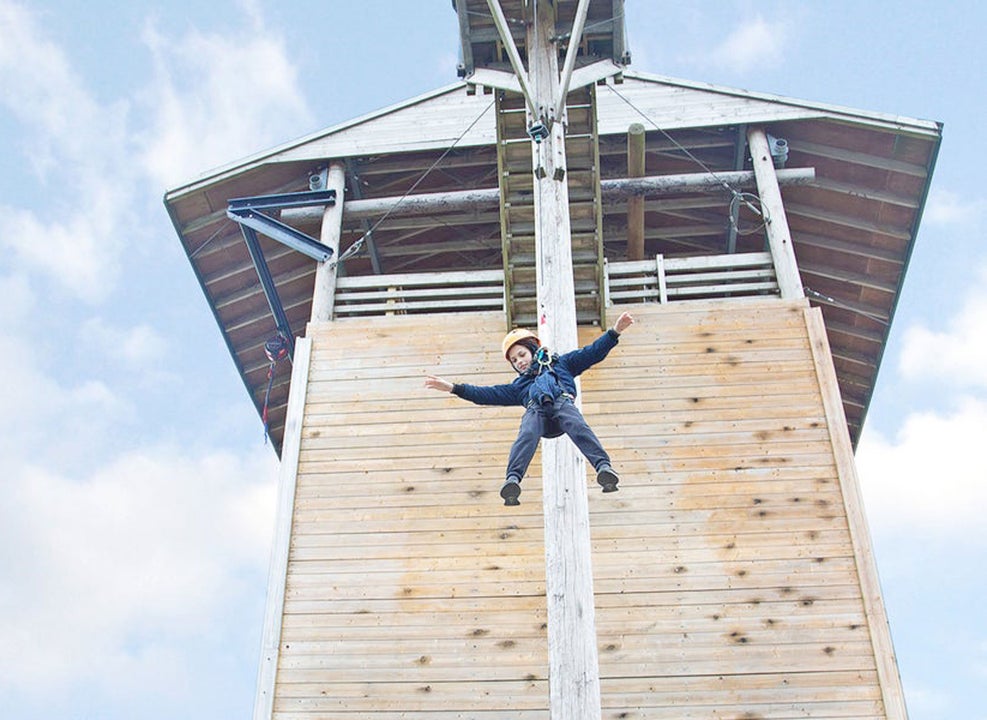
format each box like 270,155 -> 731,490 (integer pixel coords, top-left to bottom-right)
261,333 -> 290,443
330,97 -> 496,268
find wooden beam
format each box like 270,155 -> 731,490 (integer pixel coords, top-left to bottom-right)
252,335 -> 311,720
748,127 -> 804,300
626,122 -> 646,260
793,231 -> 904,264
311,162 -> 346,322
611,0 -> 628,63
804,308 -> 909,718
785,201 -> 913,241
527,1 -> 602,717
454,0 -> 474,77
792,138 -> 930,177
279,168 -> 815,224
799,261 -> 897,294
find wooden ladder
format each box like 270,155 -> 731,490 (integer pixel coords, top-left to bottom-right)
496,84 -> 606,329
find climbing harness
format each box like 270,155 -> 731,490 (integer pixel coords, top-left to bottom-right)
261,333 -> 290,443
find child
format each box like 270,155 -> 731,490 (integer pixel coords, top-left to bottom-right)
425,312 -> 634,506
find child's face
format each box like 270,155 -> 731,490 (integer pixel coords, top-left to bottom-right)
508,344 -> 534,372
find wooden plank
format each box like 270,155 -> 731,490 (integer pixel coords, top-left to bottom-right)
268,302 -> 895,718
253,336 -> 312,720
667,280 -> 779,296
334,297 -> 504,313
805,307 -> 907,719
336,268 -> 503,288
337,285 -> 504,303
662,251 -> 774,270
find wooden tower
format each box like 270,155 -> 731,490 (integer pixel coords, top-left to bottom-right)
165,2 -> 941,717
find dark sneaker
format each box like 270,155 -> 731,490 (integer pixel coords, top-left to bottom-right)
500,477 -> 521,506
596,465 -> 620,493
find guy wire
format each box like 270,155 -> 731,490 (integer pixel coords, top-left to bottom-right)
333,97 -> 497,267
605,82 -> 767,222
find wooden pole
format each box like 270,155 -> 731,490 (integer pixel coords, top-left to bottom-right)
748,127 -> 803,299
280,168 -> 815,224
527,1 -> 602,717
252,336 -> 312,720
310,162 -> 346,322
626,123 -> 646,260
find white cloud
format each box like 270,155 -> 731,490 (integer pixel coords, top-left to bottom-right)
0,0 -> 108,172
924,188 -> 985,225
2,203 -> 127,304
706,17 -> 787,73
0,273 -> 35,325
1,0 -> 314,303
80,317 -> 169,368
856,397 -> 987,540
902,682 -> 953,718
0,445 -> 278,692
0,0 -> 135,303
0,319 -> 136,465
899,267 -> 987,387
137,13 -> 314,189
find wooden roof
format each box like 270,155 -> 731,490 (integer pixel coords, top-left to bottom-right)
164,71 -> 941,453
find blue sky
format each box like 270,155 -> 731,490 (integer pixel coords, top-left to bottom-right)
0,1 -> 983,718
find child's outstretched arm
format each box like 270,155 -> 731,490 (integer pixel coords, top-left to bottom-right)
558,311 -> 635,376
425,375 -> 454,393
613,311 -> 634,334
425,374 -> 521,406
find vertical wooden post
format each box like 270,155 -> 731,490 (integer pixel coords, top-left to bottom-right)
747,127 -> 803,299
804,307 -> 910,719
252,336 -> 312,720
310,161 -> 347,322
626,123 -> 646,260
527,2 -> 602,718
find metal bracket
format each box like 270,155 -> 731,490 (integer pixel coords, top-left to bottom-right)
238,224 -> 296,360
226,189 -> 337,262
226,187 -> 339,359
528,121 -> 551,143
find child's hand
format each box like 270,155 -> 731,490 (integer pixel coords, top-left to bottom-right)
613,312 -> 635,334
425,375 -> 454,393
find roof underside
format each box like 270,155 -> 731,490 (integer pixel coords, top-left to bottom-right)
165,72 -> 941,453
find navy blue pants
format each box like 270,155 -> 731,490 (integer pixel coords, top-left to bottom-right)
505,396 -> 610,482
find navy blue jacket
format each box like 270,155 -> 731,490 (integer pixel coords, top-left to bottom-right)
452,329 -> 620,407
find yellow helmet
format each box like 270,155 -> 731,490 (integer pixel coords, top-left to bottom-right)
501,328 -> 539,359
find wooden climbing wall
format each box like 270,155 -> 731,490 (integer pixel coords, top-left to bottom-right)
269,299 -> 904,719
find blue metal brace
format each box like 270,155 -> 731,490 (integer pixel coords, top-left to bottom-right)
239,224 -> 296,359
227,189 -> 337,262
226,187 -> 339,361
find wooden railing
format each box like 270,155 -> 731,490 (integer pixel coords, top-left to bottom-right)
331,252 -> 779,317
334,269 -> 505,317
605,251 -> 779,305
